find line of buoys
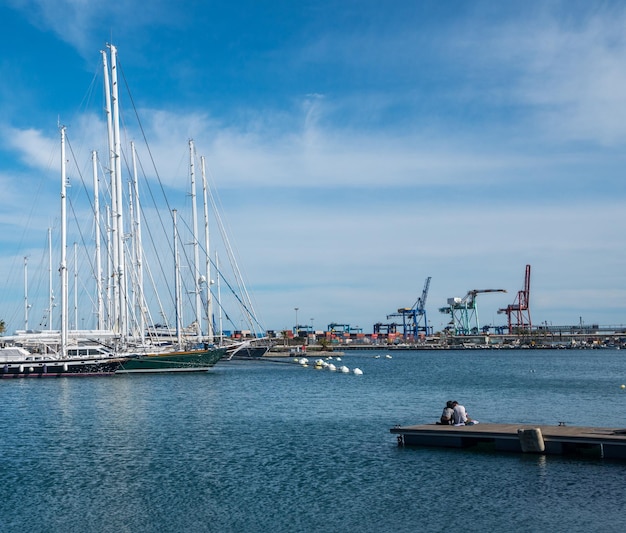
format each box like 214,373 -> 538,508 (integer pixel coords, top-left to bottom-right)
296,357 -> 363,375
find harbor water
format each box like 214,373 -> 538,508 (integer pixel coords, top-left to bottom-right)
2,349 -> 626,532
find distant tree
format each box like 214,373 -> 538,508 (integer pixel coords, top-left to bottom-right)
0,319 -> 5,336
318,337 -> 332,352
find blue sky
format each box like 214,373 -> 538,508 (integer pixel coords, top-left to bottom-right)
0,0 -> 625,335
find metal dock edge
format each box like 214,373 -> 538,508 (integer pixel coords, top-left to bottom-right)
390,423 -> 626,459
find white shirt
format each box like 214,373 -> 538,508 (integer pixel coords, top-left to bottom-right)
453,404 -> 467,425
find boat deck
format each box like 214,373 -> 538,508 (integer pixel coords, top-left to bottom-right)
390,423 -> 626,459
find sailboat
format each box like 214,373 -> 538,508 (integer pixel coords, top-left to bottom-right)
87,44 -> 228,372
2,45 -> 239,374
0,127 -> 125,378
4,43 -> 276,372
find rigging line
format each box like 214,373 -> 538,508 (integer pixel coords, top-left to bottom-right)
31,232 -> 52,328
118,59 -> 261,333
0,131 -> 57,324
175,211 -> 264,331
118,59 -> 178,249
65,135 -> 104,293
133,151 -> 177,316
201,167 -> 254,305
103,68 -> 176,328
194,153 -> 262,328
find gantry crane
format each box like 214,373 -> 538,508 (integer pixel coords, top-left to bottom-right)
498,264 -> 532,334
327,323 -> 362,334
439,288 -> 506,335
386,276 -> 432,339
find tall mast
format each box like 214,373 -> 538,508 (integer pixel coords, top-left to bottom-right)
60,126 -> 68,357
23,256 -> 29,330
105,205 -> 112,330
189,140 -> 202,339
109,43 -> 126,338
73,242 -> 78,330
102,48 -> 119,333
216,251 -> 223,344
92,150 -> 104,330
201,155 -> 214,341
48,227 -> 54,330
173,209 -> 183,348
131,141 -> 145,341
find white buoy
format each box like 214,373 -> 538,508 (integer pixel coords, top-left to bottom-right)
374,355 -> 380,359
335,357 -> 342,361
339,365 -> 350,373
385,354 -> 392,359
353,368 -> 363,375
327,364 -> 336,372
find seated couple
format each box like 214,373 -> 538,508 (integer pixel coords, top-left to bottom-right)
438,400 -> 478,426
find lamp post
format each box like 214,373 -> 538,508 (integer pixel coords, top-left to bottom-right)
294,307 -> 299,336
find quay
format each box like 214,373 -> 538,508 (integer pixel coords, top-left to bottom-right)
390,423 -> 626,460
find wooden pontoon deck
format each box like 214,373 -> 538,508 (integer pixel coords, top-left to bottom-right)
390,423 -> 626,459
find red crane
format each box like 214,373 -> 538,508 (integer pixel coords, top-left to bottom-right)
498,265 -> 532,333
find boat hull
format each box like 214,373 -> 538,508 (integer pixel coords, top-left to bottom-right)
1,357 -> 123,378
117,346 -> 227,373
227,345 -> 270,358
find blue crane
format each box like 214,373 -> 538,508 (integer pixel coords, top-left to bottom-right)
386,276 -> 432,339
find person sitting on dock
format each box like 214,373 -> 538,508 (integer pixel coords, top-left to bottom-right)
451,401 -> 477,426
438,401 -> 454,425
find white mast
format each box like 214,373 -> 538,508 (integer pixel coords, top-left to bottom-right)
48,227 -> 54,330
109,44 -> 126,338
92,150 -> 104,330
60,126 -> 68,357
131,141 -> 145,342
23,256 -> 29,330
105,205 -> 112,330
216,251 -> 223,343
189,140 -> 202,339
200,155 -> 214,341
73,242 -> 78,330
102,48 -> 120,335
127,180 -> 136,336
173,209 -> 183,348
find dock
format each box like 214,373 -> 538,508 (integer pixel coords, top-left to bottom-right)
390,423 -> 626,460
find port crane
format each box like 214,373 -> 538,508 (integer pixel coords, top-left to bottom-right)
386,277 -> 432,338
327,323 -> 362,334
498,264 -> 532,334
439,288 -> 506,335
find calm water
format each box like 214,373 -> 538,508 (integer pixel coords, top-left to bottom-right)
1,349 -> 626,532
